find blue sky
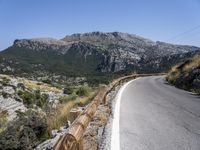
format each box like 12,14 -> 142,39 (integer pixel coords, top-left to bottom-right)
0,0 -> 200,50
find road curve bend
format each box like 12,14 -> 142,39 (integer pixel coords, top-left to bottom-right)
117,76 -> 200,150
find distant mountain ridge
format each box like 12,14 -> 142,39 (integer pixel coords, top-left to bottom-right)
0,32 -> 199,84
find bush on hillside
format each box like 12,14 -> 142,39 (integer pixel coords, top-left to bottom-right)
18,90 -> 35,106
76,86 -> 90,96
59,93 -> 77,104
17,90 -> 49,108
63,86 -> 74,95
0,110 -> 47,150
42,79 -> 51,84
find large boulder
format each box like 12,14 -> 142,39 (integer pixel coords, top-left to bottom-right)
2,86 -> 15,96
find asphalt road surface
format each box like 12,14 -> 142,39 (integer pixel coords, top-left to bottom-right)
119,76 -> 200,150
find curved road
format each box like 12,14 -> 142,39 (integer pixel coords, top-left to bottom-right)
119,76 -> 200,150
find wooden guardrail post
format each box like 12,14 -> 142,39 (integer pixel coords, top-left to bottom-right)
103,95 -> 107,104
68,108 -> 84,150
77,139 -> 83,150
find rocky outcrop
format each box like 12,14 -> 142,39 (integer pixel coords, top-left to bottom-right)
0,75 -> 27,121
0,74 -> 64,121
13,38 -> 71,54
0,97 -> 27,121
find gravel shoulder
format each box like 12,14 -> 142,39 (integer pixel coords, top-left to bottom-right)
83,86 -> 121,150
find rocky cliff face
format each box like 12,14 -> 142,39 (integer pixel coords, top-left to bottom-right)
13,38 -> 72,54
0,32 -> 199,78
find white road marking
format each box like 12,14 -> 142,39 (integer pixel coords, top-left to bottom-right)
111,77 -> 140,150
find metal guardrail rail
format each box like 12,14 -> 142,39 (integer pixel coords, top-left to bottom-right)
53,73 -> 164,150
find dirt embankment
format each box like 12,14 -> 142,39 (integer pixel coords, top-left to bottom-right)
166,54 -> 200,94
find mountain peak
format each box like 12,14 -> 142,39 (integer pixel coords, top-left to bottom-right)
62,31 -> 156,48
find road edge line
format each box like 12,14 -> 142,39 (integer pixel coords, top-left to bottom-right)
111,77 -> 141,150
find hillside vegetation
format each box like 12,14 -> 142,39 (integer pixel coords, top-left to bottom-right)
166,54 -> 200,94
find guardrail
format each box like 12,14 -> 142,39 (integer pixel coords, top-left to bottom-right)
53,73 -> 164,150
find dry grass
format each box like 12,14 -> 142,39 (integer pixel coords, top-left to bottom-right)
182,55 -> 200,72
0,109 -> 8,133
0,74 -> 11,80
0,75 -> 11,84
166,66 -> 180,83
46,101 -> 74,136
167,55 -> 200,83
46,90 -> 98,137
19,79 -> 62,93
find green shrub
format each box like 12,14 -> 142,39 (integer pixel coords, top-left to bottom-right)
17,90 -> 49,108
59,93 -> 77,103
51,83 -> 62,89
16,109 -> 36,118
42,79 -> 51,84
63,86 -> 74,95
18,90 -> 35,106
0,110 -> 47,150
38,93 -> 49,108
35,90 -> 41,99
76,86 -> 90,96
36,82 -> 42,85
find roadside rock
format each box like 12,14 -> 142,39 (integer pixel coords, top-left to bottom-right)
17,83 -> 26,90
0,96 -> 27,121
36,123 -> 70,150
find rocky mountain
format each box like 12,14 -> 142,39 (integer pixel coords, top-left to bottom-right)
0,32 -> 199,84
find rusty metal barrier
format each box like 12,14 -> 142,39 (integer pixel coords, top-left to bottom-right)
53,73 -> 164,150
